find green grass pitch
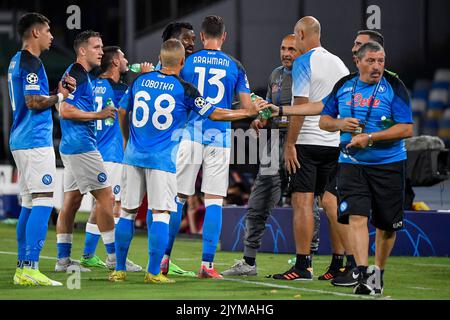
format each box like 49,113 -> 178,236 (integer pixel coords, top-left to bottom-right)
0,222 -> 449,300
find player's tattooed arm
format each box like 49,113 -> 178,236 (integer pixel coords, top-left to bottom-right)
25,94 -> 59,110
25,75 -> 76,110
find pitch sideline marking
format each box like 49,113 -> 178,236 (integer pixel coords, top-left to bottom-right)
412,263 -> 450,268
407,286 -> 433,291
221,277 -> 384,300
0,250 -> 386,299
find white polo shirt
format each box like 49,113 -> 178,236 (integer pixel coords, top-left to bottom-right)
292,47 -> 349,147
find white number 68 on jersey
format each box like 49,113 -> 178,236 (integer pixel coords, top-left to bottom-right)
132,90 -> 176,130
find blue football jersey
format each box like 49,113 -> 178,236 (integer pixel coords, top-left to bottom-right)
180,49 -> 251,147
59,63 -> 97,155
119,71 -> 216,173
322,72 -> 413,165
92,77 -> 127,163
8,50 -> 52,151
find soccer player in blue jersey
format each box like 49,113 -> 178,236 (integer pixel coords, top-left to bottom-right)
79,46 -> 150,271
154,21 -> 196,71
109,39 -> 262,283
8,13 -> 75,286
173,15 -> 255,279
155,21 -> 198,277
55,30 -> 118,272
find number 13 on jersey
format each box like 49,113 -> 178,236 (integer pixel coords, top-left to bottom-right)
194,67 -> 226,105
132,91 -> 176,130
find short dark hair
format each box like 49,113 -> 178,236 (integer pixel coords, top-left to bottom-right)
100,46 -> 121,72
17,12 -> 50,38
73,30 -> 101,52
162,22 -> 194,42
355,41 -> 384,60
357,30 -> 384,47
201,15 -> 225,38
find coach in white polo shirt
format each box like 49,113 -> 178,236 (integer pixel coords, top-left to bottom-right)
273,16 -> 349,280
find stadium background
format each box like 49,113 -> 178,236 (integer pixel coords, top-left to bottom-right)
1,0 -> 450,227
1,0 -> 450,160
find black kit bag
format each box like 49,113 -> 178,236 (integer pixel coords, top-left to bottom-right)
405,136 -> 450,187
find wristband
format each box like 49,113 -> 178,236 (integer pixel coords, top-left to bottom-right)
368,134 -> 374,147
279,106 -> 284,116
57,92 -> 65,103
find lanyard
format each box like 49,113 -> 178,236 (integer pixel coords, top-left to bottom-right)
274,71 -> 284,106
350,76 -> 381,126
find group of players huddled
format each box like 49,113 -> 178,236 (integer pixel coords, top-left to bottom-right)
8,11 -> 413,296
8,12 -> 264,286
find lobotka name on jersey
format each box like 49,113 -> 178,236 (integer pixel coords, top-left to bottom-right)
140,78 -> 174,91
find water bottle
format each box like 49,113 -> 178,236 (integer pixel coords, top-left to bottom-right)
251,93 -> 272,120
128,63 -> 142,73
104,98 -> 115,126
259,107 -> 272,120
381,116 -> 395,129
128,63 -> 155,73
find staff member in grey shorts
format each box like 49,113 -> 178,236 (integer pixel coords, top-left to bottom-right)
222,34 -> 320,276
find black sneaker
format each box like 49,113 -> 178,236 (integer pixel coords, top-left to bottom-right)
353,265 -> 383,295
272,266 -> 313,281
331,266 -> 360,287
318,266 -> 345,281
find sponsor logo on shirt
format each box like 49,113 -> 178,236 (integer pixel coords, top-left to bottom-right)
346,93 -> 380,107
343,86 -> 353,93
25,85 -> 40,91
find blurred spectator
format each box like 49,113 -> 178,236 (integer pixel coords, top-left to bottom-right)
135,196 -> 147,229
224,182 -> 250,205
180,193 -> 205,234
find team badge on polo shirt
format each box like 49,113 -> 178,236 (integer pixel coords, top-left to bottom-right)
42,174 -> 53,185
97,172 -> 107,183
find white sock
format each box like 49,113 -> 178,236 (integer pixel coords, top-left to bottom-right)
85,223 -> 100,235
101,229 -> 116,261
202,261 -> 214,269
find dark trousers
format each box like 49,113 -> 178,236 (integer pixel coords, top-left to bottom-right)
243,131 -> 320,258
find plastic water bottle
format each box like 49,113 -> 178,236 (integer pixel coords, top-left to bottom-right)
259,107 -> 272,120
251,93 -> 272,120
128,63 -> 155,73
104,98 -> 115,126
381,116 -> 395,129
128,63 -> 142,73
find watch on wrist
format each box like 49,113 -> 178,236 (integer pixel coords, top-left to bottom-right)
368,134 -> 374,147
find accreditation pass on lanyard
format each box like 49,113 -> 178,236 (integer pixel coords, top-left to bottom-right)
350,78 -> 381,136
